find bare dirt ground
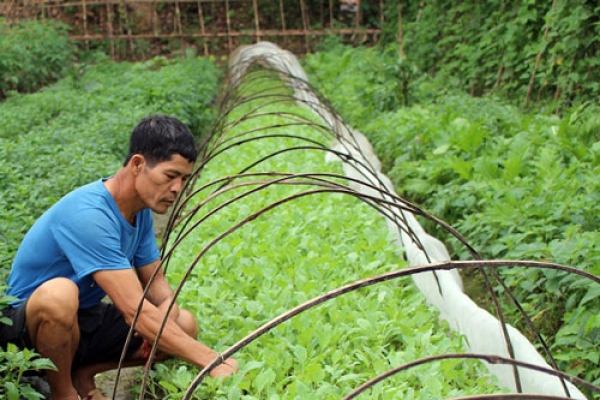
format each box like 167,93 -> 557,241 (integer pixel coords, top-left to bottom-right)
96,368 -> 143,400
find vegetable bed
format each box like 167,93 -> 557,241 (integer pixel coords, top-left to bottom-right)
154,70 -> 500,399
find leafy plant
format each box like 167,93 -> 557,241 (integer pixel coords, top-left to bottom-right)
305,44 -> 600,392
377,0 -> 600,110
0,286 -> 18,326
0,288 -> 55,399
0,343 -> 55,400
144,72 -> 502,398
0,56 -> 221,268
0,52 -> 225,397
0,19 -> 74,99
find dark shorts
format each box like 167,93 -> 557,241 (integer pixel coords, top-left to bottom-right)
0,301 -> 143,368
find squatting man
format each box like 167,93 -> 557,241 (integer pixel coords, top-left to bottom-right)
0,115 -> 238,400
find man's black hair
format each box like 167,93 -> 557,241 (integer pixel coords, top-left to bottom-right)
124,115 -> 198,166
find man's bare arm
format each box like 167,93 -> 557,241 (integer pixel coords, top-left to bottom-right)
93,268 -> 236,375
135,260 -> 180,321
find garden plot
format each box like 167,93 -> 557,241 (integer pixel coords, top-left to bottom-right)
140,44 -> 591,399
145,62 -> 501,400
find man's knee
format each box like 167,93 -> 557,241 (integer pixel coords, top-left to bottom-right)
27,278 -> 79,323
177,309 -> 199,338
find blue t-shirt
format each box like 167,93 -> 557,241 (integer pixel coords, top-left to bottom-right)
7,179 -> 160,309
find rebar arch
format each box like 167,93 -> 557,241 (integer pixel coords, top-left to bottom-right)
112,42 -> 596,399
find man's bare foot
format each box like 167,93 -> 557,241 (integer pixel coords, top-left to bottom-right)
84,388 -> 110,400
49,387 -> 80,400
71,367 -> 97,398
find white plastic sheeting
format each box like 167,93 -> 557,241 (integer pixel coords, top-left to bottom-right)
228,41 -> 586,399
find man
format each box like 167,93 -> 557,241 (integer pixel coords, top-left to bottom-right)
0,115 -> 237,400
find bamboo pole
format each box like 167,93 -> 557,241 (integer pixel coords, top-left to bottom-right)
175,0 -> 183,35
118,0 -> 135,59
197,0 -> 209,56
224,0 -> 233,51
524,0 -> 557,107
6,0 -> 17,23
116,1 -> 124,58
299,0 -> 309,53
252,0 -> 260,42
279,0 -> 286,31
319,0 -> 324,28
82,0 -> 89,50
69,28 -> 382,40
175,0 -> 184,58
106,0 -> 115,59
152,0 -> 158,35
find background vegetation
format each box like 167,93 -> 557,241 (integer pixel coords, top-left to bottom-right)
304,43 -> 600,394
0,53 -> 220,275
0,19 -> 73,100
382,0 -> 600,111
144,74 -> 500,399
1,0 -> 600,397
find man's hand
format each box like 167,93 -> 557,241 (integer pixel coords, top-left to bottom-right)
210,357 -> 239,378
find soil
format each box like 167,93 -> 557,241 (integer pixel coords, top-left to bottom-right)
96,368 -> 143,400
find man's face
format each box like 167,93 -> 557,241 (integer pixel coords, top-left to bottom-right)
136,154 -> 194,214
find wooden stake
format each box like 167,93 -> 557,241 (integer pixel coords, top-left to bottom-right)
6,0 -> 17,24
152,0 -> 158,36
106,0 -> 115,59
198,0 -> 209,57
82,0 -> 89,50
279,0 -> 286,31
175,0 -> 183,58
319,0 -> 324,28
299,0 -> 309,53
252,0 -> 260,42
225,0 -> 232,51
118,0 -> 135,59
175,0 -> 183,36
117,1 -> 124,59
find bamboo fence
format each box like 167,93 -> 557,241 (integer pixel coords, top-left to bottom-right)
1,0 -> 385,58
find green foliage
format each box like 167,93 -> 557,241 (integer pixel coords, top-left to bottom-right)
1,288 -> 55,399
0,286 -> 19,326
147,74 -> 502,398
0,55 -> 221,394
0,19 -> 74,99
379,0 -> 600,109
0,56 -> 221,279
0,343 -> 56,400
305,45 -> 600,392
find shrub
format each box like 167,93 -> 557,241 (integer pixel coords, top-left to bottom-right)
0,19 -> 74,99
